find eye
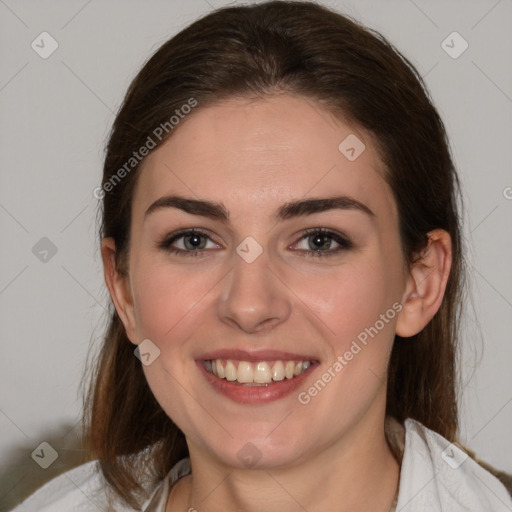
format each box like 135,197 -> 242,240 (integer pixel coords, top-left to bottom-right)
292,228 -> 352,257
158,229 -> 221,257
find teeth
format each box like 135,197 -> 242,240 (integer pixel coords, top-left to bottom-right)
272,361 -> 285,381
205,358 -> 312,384
216,360 -> 225,379
285,361 -> 295,379
254,362 -> 271,384
237,361 -> 254,383
225,360 -> 237,381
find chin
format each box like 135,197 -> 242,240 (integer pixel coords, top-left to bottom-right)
200,429 -> 313,471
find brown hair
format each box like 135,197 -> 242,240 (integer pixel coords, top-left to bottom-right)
85,1 -> 465,508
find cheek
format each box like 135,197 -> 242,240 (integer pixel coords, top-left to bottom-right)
291,263 -> 400,426
129,261 -> 221,436
131,259 -> 215,342
292,260 -> 399,351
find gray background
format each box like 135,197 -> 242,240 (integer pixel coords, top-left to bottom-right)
0,0 -> 511,508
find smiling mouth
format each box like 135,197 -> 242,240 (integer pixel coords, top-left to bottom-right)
203,359 -> 313,385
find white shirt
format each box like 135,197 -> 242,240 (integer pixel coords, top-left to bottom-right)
11,419 -> 512,511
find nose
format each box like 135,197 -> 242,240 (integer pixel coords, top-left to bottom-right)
215,247 -> 292,334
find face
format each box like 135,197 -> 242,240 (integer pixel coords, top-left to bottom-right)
119,94 -> 409,469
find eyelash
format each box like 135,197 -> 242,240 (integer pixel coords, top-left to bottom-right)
158,228 -> 352,258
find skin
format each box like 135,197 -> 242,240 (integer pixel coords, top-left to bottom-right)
102,94 -> 452,512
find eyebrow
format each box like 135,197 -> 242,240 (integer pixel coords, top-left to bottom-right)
144,195 -> 375,222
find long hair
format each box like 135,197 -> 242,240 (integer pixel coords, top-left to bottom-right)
84,1 -> 465,508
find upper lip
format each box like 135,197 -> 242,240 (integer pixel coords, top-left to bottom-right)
197,349 -> 318,362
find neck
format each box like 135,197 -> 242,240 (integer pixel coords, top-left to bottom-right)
167,413 -> 400,512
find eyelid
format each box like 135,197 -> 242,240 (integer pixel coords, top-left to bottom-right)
158,227 -> 353,257
293,227 -> 351,242
158,228 -> 222,250
289,227 -> 352,255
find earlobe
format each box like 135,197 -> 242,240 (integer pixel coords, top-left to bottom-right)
395,229 -> 452,338
101,238 -> 138,344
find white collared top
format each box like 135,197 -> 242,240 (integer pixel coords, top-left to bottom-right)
11,419 -> 512,512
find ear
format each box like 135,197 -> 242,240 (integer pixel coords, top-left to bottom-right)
101,237 -> 138,345
395,229 -> 452,338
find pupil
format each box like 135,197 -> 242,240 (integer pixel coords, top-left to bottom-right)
310,234 -> 330,250
186,234 -> 204,249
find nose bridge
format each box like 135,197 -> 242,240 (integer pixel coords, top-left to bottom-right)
216,241 -> 291,333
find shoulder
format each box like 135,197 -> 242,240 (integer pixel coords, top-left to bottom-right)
398,419 -> 512,511
10,460 -> 131,512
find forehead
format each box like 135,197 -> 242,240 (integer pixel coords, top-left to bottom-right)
133,95 -> 396,222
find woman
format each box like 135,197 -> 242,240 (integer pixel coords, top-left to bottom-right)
12,1 -> 512,511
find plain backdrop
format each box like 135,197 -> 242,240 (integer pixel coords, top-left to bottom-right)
1,0 -> 511,508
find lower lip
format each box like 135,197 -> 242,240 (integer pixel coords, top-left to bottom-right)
196,361 -> 316,404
